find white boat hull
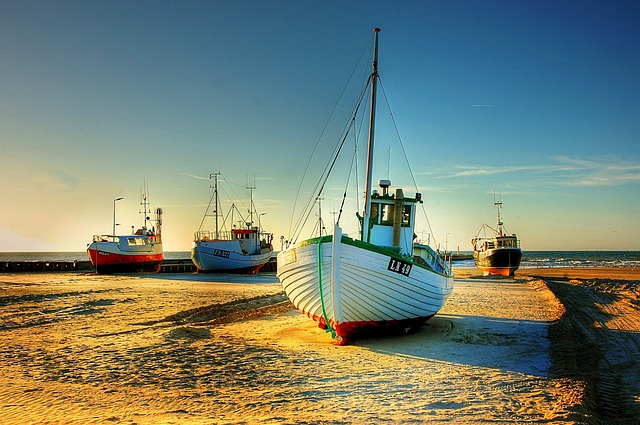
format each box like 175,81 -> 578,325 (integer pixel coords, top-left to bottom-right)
277,230 -> 453,344
191,240 -> 272,274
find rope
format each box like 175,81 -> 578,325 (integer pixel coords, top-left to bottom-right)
288,81 -> 370,243
337,115 -> 360,225
379,79 -> 441,251
287,37 -> 375,242
317,236 -> 336,338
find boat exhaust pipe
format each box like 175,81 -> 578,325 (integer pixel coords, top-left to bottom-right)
392,188 -> 404,247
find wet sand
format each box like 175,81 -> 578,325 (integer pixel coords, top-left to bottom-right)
0,268 -> 638,424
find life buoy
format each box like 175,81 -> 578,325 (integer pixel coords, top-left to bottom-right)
480,241 -> 487,252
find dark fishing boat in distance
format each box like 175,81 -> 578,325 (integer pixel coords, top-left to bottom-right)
471,199 -> 522,276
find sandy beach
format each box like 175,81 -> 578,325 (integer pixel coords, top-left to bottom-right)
0,268 -> 638,424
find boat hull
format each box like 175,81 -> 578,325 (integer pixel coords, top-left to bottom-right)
277,233 -> 453,344
191,240 -> 273,274
473,248 -> 522,276
87,242 -> 164,274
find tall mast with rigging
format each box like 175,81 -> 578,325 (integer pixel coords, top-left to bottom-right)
246,175 -> 256,229
495,198 -> 504,236
210,172 -> 221,238
361,27 -> 380,243
140,183 -> 151,230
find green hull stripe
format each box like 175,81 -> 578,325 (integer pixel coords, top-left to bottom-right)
298,235 -> 450,278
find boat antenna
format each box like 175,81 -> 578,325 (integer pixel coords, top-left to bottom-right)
362,27 -> 380,243
316,196 -> 326,237
140,182 -> 151,229
246,174 -> 256,228
494,191 -> 503,236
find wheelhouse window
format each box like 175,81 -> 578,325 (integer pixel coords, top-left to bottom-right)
371,203 -> 380,224
402,205 -> 412,226
499,238 -> 516,248
373,203 -> 412,226
127,237 -> 148,246
381,204 -> 393,225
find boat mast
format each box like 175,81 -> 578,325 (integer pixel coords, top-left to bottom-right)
362,27 -> 380,243
246,175 -> 256,229
140,184 -> 150,230
210,172 -> 221,238
495,198 -> 504,236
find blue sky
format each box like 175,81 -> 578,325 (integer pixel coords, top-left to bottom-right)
1,1 -> 638,252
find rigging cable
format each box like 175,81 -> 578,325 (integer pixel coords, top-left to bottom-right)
378,79 -> 440,249
289,76 -> 372,243
286,34 -> 376,244
197,185 -> 218,232
337,114 -> 360,225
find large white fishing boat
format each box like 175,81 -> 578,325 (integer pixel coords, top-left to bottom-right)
191,173 -> 274,274
471,199 -> 522,276
87,191 -> 163,274
277,28 -> 454,345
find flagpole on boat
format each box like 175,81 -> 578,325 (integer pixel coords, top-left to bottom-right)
362,27 -> 380,243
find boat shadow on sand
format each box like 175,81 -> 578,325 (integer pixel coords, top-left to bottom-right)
356,313 -> 552,378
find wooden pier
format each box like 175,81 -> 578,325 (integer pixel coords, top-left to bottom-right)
1,257 -> 278,274
158,259 -> 197,273
0,260 -> 91,273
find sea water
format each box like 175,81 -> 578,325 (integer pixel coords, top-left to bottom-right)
451,251 -> 640,269
0,251 -> 638,268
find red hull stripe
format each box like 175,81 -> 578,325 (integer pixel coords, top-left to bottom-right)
87,249 -> 163,273
87,249 -> 164,266
301,309 -> 433,345
478,266 -> 516,276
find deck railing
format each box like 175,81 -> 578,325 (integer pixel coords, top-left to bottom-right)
194,230 -> 233,242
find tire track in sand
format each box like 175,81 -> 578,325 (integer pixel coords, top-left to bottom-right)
542,277 -> 640,425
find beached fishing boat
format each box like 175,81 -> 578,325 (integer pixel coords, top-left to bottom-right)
471,199 -> 522,276
277,28 -> 454,345
87,191 -> 164,274
191,173 -> 274,273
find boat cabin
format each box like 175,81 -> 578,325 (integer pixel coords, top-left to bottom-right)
90,233 -> 158,252
495,235 -> 519,248
232,227 -> 273,255
361,180 -> 420,256
472,234 -> 520,252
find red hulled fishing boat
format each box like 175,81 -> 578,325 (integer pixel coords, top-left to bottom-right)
87,191 -> 164,274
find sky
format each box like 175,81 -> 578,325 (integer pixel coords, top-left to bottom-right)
1,0 -> 639,253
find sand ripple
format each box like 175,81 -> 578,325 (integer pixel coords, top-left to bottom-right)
0,271 -> 637,424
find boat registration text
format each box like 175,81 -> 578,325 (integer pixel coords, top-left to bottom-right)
281,249 -> 297,265
388,257 -> 412,277
213,249 -> 230,258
